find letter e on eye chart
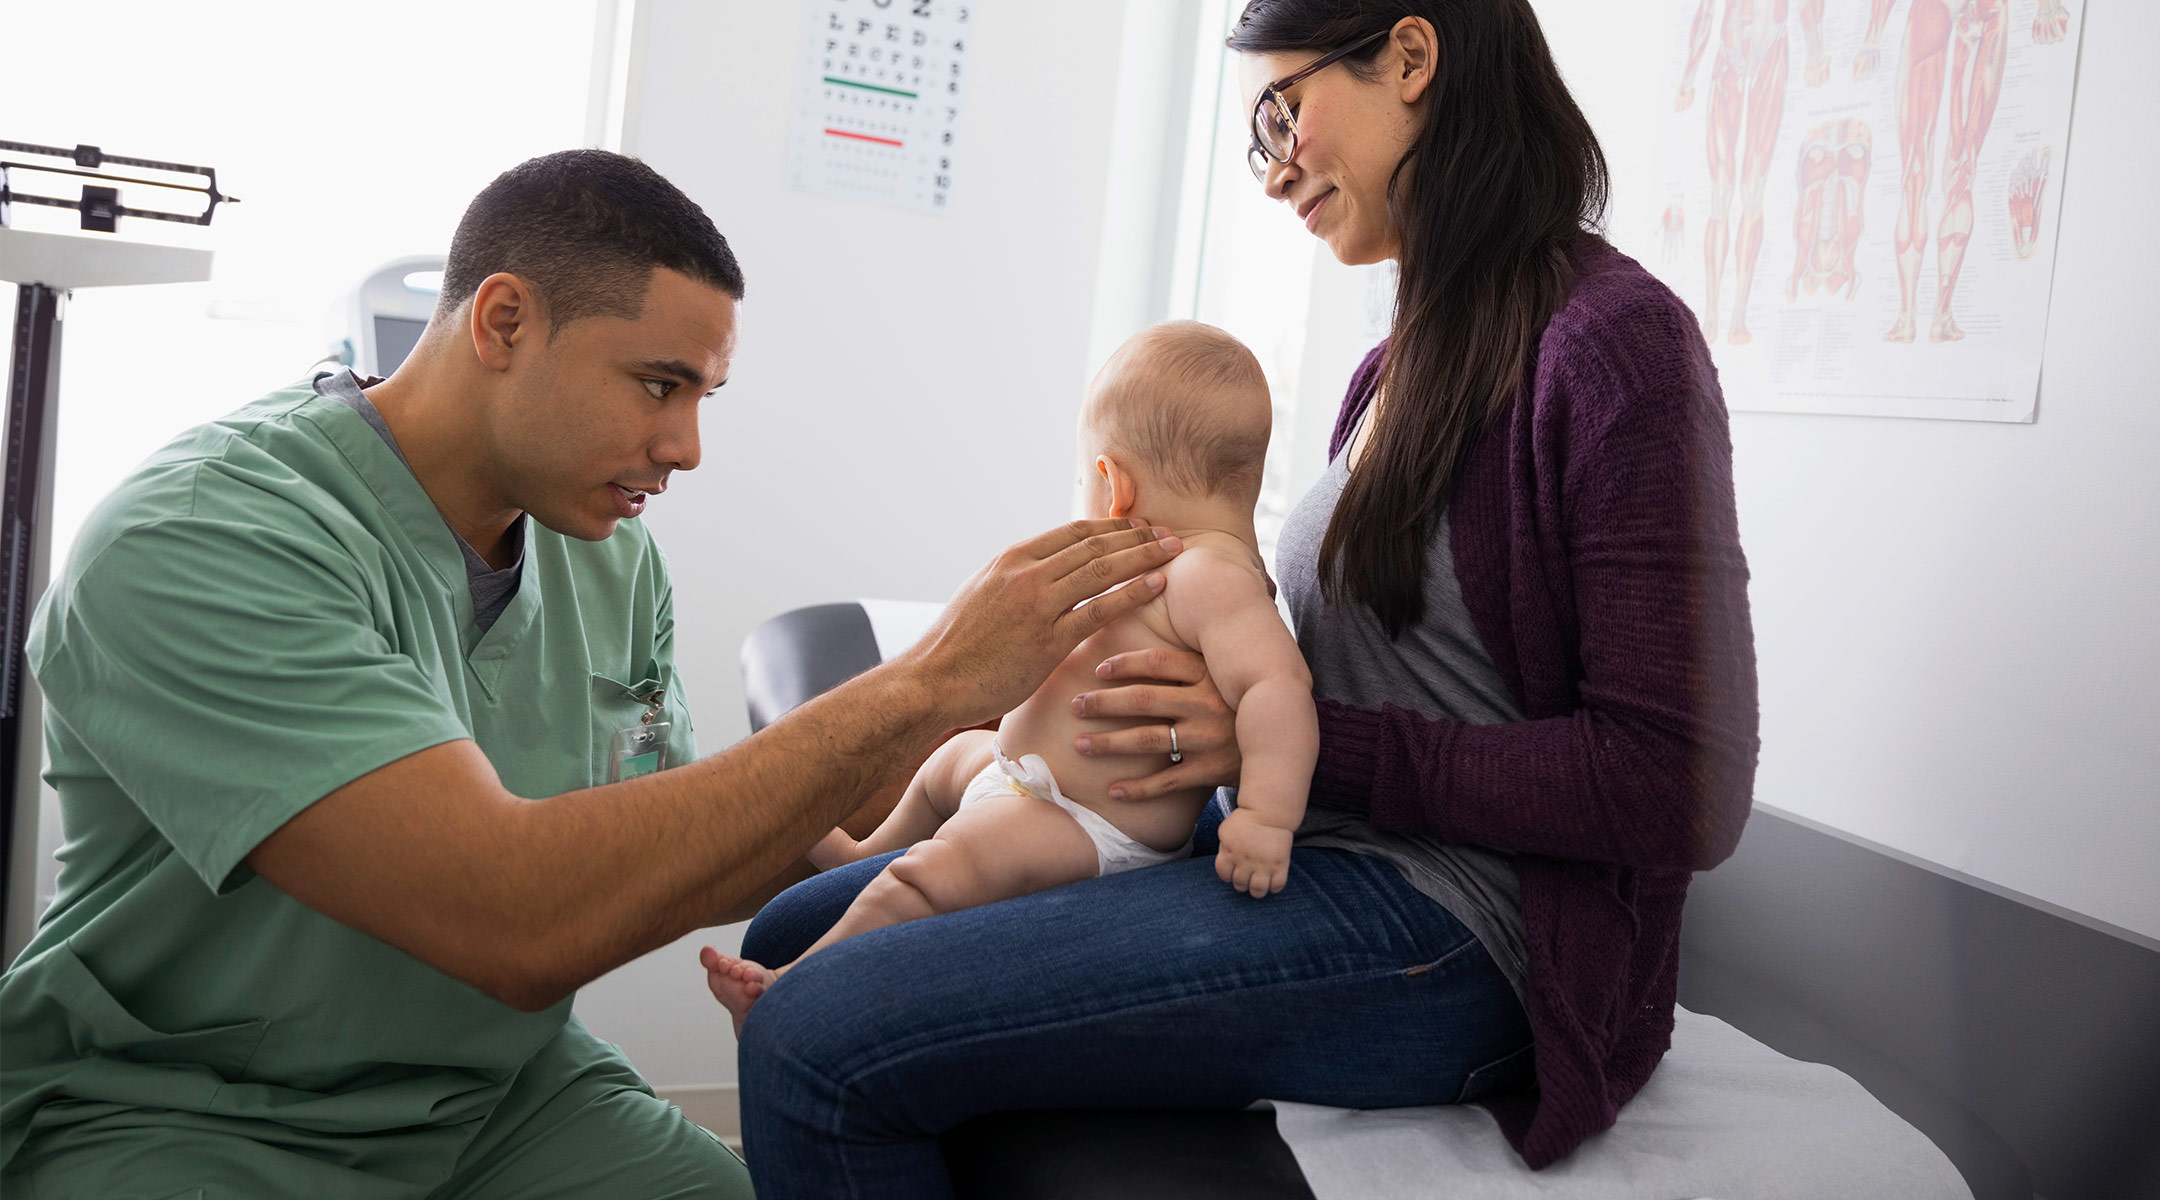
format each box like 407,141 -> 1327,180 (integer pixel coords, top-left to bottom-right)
788,0 -> 975,213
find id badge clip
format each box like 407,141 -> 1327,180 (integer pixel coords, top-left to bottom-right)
608,686 -> 671,782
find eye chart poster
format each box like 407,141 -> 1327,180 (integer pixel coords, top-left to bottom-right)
788,0 -> 975,213
1622,0 -> 2086,422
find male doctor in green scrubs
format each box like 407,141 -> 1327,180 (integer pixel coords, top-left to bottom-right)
0,150 -> 1182,1197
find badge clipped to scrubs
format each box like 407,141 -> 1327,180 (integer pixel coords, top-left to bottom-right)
609,684 -> 671,782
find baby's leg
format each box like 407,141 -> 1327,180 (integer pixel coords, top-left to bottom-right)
815,790 -> 1099,953
705,790 -> 1098,1033
809,729 -> 997,870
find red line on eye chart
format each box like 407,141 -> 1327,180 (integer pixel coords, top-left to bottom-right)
824,128 -> 904,147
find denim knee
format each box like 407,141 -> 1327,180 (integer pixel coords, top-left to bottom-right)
743,853 -> 902,964
737,957 -> 955,1199
737,964 -> 890,1148
740,904 -> 790,965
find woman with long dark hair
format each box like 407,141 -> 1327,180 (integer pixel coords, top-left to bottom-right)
736,2 -> 1757,1191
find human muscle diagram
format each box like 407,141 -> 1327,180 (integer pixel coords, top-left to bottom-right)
1886,0 -> 2006,344
2031,0 -> 2069,43
1677,0 -> 1790,344
1660,200 -> 1688,264
1854,0 -> 1897,79
1787,120 -> 1872,301
1800,0 -> 1832,86
2007,146 -> 2050,259
1636,0 -> 2086,422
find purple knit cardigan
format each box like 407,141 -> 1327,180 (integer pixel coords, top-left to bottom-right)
1308,237 -> 1759,1168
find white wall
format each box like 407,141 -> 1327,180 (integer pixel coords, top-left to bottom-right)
1533,0 -> 2160,940
571,0 -> 1170,1088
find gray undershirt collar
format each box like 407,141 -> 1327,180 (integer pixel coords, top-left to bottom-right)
313,369 -> 524,634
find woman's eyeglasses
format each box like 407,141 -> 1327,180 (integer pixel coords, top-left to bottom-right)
1246,30 -> 1391,182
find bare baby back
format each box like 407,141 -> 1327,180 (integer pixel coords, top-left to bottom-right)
994,536 -> 1267,854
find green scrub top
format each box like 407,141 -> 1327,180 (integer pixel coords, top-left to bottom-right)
0,379 -> 697,1170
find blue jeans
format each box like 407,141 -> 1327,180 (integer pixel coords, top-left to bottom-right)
737,804 -> 1533,1199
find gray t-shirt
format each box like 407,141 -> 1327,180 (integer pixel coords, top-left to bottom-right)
1272,408 -> 1530,1004
313,370 -> 525,633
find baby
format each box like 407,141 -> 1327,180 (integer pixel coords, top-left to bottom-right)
703,321 -> 1317,1028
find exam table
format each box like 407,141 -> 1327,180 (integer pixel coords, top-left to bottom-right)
739,602 -> 2160,1200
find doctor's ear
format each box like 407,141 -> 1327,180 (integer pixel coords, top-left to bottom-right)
468,273 -> 539,371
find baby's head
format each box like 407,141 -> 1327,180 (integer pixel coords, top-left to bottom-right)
1079,321 -> 1271,520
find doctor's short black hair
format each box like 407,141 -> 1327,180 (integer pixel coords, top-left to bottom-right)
438,149 -> 744,334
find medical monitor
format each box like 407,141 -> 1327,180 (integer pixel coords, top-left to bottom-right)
339,255 -> 443,377
371,315 -> 426,375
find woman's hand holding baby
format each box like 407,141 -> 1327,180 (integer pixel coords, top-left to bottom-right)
1081,556 -> 1316,902
1071,647 -> 1242,801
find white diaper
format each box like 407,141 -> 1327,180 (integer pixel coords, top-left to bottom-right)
957,745 -> 1192,877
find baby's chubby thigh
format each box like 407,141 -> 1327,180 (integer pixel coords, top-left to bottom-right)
884,790 -> 1101,916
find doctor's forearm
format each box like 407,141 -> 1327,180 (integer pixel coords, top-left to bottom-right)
249,657 -> 960,1012
499,658 -> 960,1006
255,523 -> 1180,1007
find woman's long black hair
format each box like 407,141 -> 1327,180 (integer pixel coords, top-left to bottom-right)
1229,0 -> 1608,635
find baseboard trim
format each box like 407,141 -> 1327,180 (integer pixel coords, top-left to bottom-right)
657,1082 -> 741,1149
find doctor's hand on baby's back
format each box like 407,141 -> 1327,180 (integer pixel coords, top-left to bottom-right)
898,517 -> 1183,731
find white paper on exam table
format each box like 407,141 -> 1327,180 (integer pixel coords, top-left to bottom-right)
1270,1007 -> 1971,1200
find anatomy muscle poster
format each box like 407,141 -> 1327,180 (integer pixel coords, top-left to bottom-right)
1631,0 -> 2084,422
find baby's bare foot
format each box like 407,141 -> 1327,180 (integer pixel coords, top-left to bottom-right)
700,945 -> 779,1038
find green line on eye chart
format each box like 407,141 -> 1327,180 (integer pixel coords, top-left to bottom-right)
824,76 -> 918,99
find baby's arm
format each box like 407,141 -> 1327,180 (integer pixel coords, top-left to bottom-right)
809,730 -> 996,869
1169,557 -> 1318,897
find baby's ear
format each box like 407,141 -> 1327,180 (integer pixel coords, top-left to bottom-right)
1098,454 -> 1138,519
